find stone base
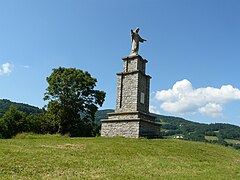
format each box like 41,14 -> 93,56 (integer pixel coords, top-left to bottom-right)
101,112 -> 161,138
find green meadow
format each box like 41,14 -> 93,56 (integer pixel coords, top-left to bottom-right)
0,134 -> 240,179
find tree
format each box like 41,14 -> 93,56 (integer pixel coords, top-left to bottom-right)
44,67 -> 105,137
0,106 -> 29,138
26,112 -> 59,134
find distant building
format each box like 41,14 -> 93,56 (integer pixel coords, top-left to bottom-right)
173,135 -> 183,139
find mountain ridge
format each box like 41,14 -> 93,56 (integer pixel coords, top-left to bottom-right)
0,99 -> 42,117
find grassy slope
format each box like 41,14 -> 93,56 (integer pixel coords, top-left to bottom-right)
0,134 -> 240,179
205,136 -> 219,141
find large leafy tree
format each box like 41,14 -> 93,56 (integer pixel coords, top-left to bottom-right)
44,67 -> 105,137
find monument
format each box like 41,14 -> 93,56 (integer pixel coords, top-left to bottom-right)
101,28 -> 161,138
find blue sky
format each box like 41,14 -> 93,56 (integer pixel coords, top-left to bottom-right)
0,0 -> 240,126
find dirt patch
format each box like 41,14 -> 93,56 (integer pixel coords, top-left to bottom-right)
41,144 -> 86,150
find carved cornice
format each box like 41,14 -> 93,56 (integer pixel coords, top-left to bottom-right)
122,55 -> 148,63
116,71 -> 152,79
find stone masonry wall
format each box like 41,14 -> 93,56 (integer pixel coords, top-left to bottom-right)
139,121 -> 161,137
101,120 -> 140,138
108,113 -> 139,120
116,72 -> 138,112
137,73 -> 150,113
101,119 -> 161,138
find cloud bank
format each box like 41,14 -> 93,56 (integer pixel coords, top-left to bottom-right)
0,63 -> 13,75
155,79 -> 240,118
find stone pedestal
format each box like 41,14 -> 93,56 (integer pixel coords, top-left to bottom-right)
101,55 -> 161,138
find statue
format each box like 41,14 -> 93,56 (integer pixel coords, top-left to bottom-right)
130,27 -> 146,56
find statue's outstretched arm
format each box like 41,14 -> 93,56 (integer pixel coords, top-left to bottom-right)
139,36 -> 147,42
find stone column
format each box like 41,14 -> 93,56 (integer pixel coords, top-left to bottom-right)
101,55 -> 161,138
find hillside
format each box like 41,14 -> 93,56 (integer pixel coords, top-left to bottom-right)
0,134 -> 239,179
0,99 -> 42,117
155,114 -> 240,141
95,109 -> 240,146
95,109 -> 114,122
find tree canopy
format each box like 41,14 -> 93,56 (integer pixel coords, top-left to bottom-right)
44,67 -> 105,136
0,106 -> 29,138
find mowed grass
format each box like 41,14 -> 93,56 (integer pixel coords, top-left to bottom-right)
0,134 -> 240,179
205,136 -> 219,141
225,139 -> 240,144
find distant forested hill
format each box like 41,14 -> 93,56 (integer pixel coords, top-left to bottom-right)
95,109 -> 114,122
0,99 -> 42,117
95,109 -> 240,143
154,114 -> 240,141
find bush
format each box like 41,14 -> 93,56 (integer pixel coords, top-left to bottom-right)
27,112 -> 59,134
184,132 -> 206,142
0,106 -> 29,138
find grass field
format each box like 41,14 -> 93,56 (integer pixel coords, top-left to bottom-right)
225,139 -> 240,144
0,134 -> 240,179
205,136 -> 219,141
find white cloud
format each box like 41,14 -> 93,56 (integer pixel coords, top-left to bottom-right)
0,63 -> 13,75
198,103 -> 223,118
20,65 -> 30,69
149,105 -> 160,114
155,79 -> 240,118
